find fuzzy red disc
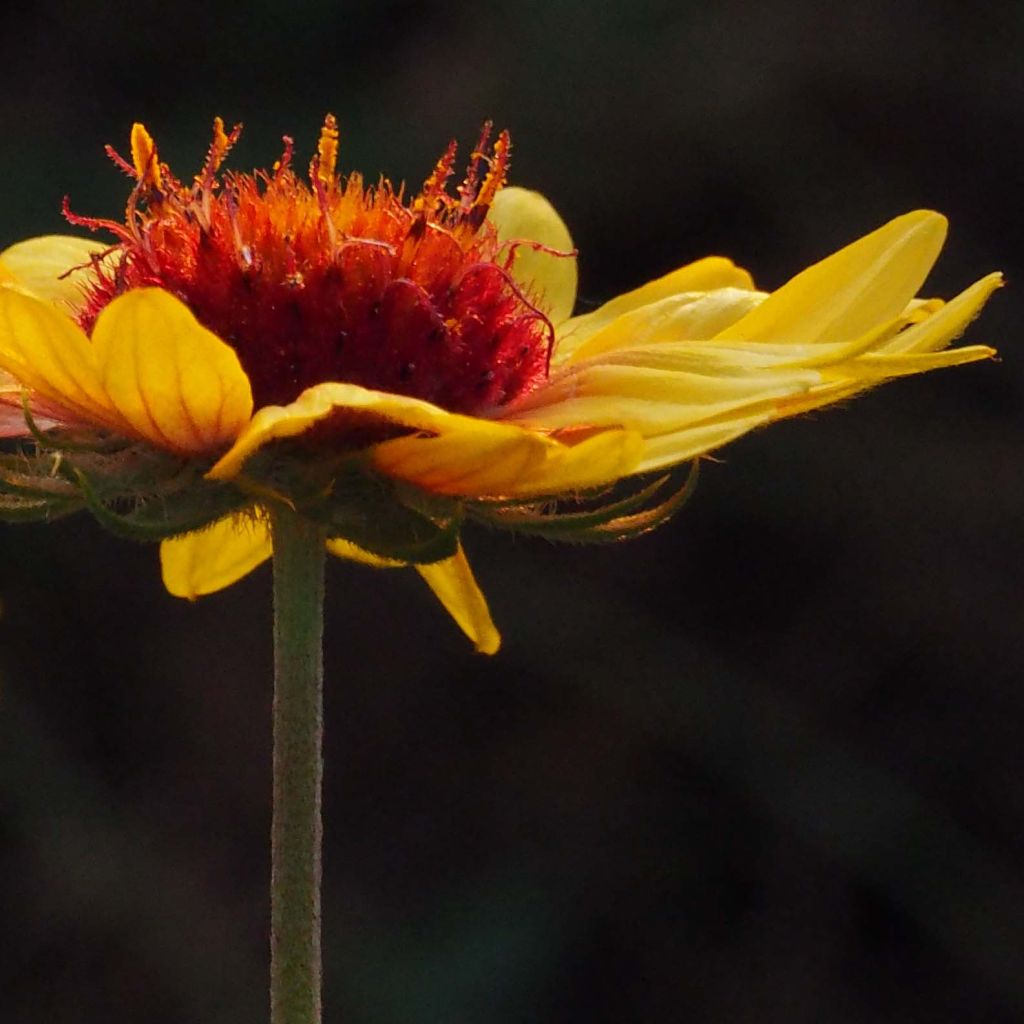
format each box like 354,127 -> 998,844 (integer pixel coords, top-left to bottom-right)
72,118 -> 555,416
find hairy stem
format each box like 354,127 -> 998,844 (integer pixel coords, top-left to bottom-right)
269,506 -> 327,1024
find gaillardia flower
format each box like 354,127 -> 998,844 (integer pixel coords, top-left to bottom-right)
0,116 -> 1001,653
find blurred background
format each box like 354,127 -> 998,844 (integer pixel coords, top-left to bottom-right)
1,1 -> 1022,1021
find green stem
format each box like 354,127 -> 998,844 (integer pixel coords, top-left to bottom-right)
270,505 -> 327,1024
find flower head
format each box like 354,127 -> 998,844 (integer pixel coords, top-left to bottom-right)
0,116 -> 1001,652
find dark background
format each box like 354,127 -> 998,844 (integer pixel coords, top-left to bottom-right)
1,2 -> 1022,1021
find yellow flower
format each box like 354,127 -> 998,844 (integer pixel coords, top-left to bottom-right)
0,117 -> 1001,653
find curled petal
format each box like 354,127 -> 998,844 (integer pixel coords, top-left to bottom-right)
161,514 -> 272,599
208,380 -> 641,498
871,272 -> 1002,356
567,287 -> 768,364
208,382 -> 477,479
92,288 -> 253,453
488,186 -> 578,325
555,256 -> 756,362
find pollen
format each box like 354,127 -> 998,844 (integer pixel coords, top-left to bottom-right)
70,116 -> 556,415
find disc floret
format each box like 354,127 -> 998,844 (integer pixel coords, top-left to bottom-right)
68,116 -> 555,415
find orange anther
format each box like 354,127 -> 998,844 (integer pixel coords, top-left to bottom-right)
130,123 -> 163,190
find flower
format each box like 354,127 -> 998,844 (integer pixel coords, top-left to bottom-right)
0,117 -> 1001,653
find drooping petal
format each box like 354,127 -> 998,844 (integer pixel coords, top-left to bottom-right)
91,288 -> 253,453
326,538 -> 500,653
0,288 -> 126,430
207,380 -> 641,498
488,186 -> 578,326
415,546 -> 501,655
208,381 -> 540,479
554,256 -> 756,362
0,235 -> 108,312
161,513 -> 272,599
715,211 -> 947,345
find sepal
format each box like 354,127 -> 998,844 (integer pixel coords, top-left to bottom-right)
0,427 -> 249,539
314,465 -> 463,565
471,460 -> 699,543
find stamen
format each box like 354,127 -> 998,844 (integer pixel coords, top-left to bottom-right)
415,139 -> 458,217
274,136 -> 295,178
130,123 -> 163,190
311,167 -> 339,258
104,145 -> 137,179
198,116 -> 242,192
61,196 -> 133,244
70,117 -> 551,415
314,114 -> 340,192
471,129 -> 511,221
457,121 -> 493,218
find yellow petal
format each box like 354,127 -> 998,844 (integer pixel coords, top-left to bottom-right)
832,345 -> 995,380
636,411 -> 777,472
160,514 -> 272,599
325,538 -> 405,568
208,382 -> 473,479
208,380 -> 615,497
91,288 -> 253,453
555,256 -> 756,361
327,537 -> 500,653
0,235 -> 108,312
371,428 -> 550,495
488,186 -> 578,325
567,287 -> 768,364
873,273 -> 1002,355
374,424 -> 643,497
716,210 -> 947,345
0,288 -> 125,430
507,361 -> 819,433
416,545 -> 501,654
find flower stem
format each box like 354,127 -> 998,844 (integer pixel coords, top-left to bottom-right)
270,505 -> 327,1024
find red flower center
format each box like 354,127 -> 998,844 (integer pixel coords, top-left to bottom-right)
70,116 -> 554,415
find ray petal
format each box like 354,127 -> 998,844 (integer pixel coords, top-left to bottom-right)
0,235 -> 109,313
488,187 -> 578,325
91,288 -> 253,454
160,513 -> 272,599
716,211 -> 948,345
